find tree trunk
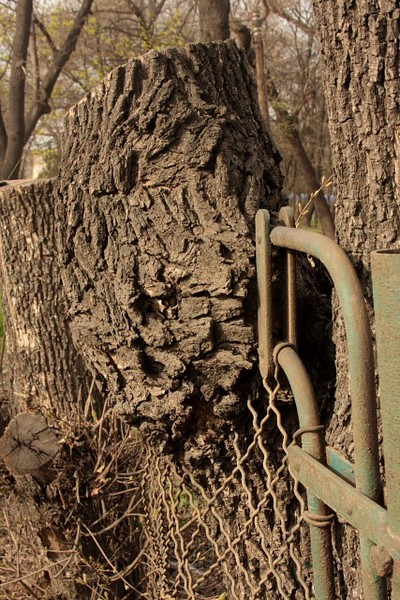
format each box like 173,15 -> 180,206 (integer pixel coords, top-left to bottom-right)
196,0 -> 230,42
0,40 -> 335,598
56,39 -> 282,444
0,179 -> 94,416
0,180 -> 104,599
53,39 -> 335,598
313,1 -> 400,596
267,79 -> 335,238
1,0 -> 32,180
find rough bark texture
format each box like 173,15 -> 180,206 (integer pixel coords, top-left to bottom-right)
56,41 -> 283,450
313,1 -> 400,597
55,42 -> 336,597
0,179 -> 94,416
0,41 -> 337,598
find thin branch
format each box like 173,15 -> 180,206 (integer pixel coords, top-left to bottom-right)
81,523 -> 137,591
126,0 -> 146,26
295,175 -> 333,227
262,0 -> 314,34
150,0 -> 168,26
32,13 -> 58,54
0,558 -> 69,588
25,0 -> 95,143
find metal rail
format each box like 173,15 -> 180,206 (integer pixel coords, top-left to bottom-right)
371,250 -> 400,593
269,222 -> 384,599
274,343 -> 335,599
278,207 -> 297,348
269,225 -> 381,498
255,210 -> 273,380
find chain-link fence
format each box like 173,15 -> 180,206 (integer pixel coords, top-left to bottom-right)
139,374 -> 314,600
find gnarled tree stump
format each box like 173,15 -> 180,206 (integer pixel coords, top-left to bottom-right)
56,40 -> 283,449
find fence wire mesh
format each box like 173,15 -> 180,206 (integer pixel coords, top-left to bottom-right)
140,375 -> 315,600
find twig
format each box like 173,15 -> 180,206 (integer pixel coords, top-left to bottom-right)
0,558 -> 69,588
81,522 -> 137,591
52,521 -> 81,578
295,175 -> 333,227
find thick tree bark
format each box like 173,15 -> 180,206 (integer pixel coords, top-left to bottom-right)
0,179 -> 94,416
313,1 -> 400,596
53,40 -> 335,598
196,0 -> 230,42
54,40 -> 296,596
0,180 -> 104,598
56,40 -> 282,444
0,179 -> 145,599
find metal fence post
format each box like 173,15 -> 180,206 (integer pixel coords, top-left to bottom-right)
269,224 -> 385,599
371,250 -> 400,595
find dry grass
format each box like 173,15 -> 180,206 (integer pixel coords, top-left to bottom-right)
0,383 -> 147,599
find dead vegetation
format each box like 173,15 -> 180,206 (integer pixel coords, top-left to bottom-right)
0,386 -> 147,599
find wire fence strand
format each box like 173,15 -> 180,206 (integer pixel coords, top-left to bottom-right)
139,376 -> 315,599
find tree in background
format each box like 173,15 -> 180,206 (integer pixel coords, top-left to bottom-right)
0,0 -> 198,179
231,0 -> 335,236
0,0 -> 96,180
196,0 -> 230,41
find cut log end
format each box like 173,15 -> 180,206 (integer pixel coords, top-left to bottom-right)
0,412 -> 59,476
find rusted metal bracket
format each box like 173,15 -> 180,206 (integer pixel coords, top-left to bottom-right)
255,209 -> 273,380
255,208 -> 297,381
278,207 -> 297,348
288,444 -> 400,561
255,209 -> 393,599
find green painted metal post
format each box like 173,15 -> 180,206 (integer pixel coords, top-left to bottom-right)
269,225 -> 385,599
255,210 -> 273,381
275,344 -> 336,600
371,250 -> 400,595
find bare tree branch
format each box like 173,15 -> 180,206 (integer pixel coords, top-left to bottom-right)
25,0 -> 95,144
1,0 -> 33,179
262,0 -> 314,34
32,13 -> 58,54
152,0 -> 168,25
126,0 -> 146,26
30,18 -> 41,103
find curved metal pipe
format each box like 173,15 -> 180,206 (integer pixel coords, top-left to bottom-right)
275,343 -> 335,600
270,225 -> 383,599
270,226 -> 380,502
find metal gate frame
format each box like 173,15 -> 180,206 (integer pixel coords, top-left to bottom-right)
256,208 -> 400,600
